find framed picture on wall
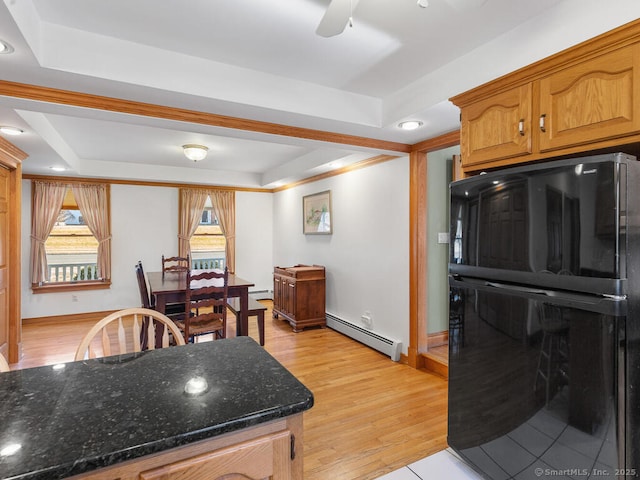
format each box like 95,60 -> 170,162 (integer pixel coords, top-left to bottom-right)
303,190 -> 332,234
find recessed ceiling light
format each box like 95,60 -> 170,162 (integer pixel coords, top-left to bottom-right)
0,126 -> 24,136
398,120 -> 423,131
0,40 -> 14,54
50,166 -> 67,172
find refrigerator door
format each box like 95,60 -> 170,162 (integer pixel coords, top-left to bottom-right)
448,276 -> 626,479
449,152 -> 640,296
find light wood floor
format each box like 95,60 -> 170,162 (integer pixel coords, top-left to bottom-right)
427,344 -> 449,364
12,301 -> 449,480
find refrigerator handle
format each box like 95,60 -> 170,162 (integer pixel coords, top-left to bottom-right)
484,281 -> 547,295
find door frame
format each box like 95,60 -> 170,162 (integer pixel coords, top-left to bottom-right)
0,136 -> 26,363
407,131 -> 459,369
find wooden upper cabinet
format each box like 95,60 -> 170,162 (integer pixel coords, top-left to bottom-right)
538,44 -> 640,152
461,84 -> 532,166
451,20 -> 640,173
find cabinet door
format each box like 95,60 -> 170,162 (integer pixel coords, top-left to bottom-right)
285,281 -> 296,319
538,44 -> 640,152
460,84 -> 532,167
273,275 -> 283,312
139,431 -> 291,480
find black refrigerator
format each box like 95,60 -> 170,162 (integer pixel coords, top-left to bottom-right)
447,152 -> 640,479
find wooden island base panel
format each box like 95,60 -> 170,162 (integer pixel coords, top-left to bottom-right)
273,265 -> 326,332
0,337 -> 313,480
72,416 -> 303,480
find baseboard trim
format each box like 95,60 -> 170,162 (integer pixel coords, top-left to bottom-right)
427,330 -> 448,348
23,310 -> 116,326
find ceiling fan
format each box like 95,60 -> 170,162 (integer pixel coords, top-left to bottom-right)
316,0 -> 361,37
316,0 -> 488,37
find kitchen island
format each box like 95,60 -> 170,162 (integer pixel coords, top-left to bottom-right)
0,336 -> 313,480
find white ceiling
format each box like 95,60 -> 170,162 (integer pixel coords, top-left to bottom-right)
1,0 -> 639,188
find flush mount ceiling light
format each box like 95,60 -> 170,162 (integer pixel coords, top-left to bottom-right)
0,40 -> 14,54
0,126 -> 24,136
183,144 -> 209,162
417,0 -> 428,7
398,120 -> 423,131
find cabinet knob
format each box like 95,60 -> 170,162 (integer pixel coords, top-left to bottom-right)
539,114 -> 546,133
518,119 -> 525,136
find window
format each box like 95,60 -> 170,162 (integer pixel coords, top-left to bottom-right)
31,181 -> 111,292
190,198 -> 226,270
179,188 -> 234,273
46,203 -> 99,282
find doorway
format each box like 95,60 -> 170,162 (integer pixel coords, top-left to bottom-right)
423,146 -> 459,368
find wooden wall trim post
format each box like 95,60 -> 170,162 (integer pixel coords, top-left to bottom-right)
408,130 -> 460,370
408,149 -> 427,369
0,137 -> 27,364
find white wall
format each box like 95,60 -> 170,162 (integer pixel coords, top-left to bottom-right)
20,181 -> 274,319
21,161 -> 411,351
273,156 -> 411,353
235,191 -> 274,292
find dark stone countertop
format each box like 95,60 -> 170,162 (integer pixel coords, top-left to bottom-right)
0,336 -> 314,480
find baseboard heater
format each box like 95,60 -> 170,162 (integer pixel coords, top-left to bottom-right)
326,313 -> 402,362
249,290 -> 273,300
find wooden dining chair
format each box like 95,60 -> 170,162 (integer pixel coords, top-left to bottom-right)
0,354 -> 9,373
136,261 -> 184,318
162,254 -> 190,276
74,307 -> 186,361
136,261 -> 154,309
175,268 -> 229,343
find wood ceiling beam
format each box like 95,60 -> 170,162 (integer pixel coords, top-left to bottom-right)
0,80 -> 412,154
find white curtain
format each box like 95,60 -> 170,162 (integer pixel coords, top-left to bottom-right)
71,183 -> 111,280
178,188 -> 209,260
30,181 -> 67,285
209,189 -> 236,273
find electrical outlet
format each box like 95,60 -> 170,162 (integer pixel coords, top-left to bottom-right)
437,232 -> 449,244
71,295 -> 78,302
361,311 -> 372,329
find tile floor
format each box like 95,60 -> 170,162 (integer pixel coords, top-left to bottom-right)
377,449 -> 483,480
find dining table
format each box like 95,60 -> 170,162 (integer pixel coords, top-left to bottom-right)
147,270 -> 255,337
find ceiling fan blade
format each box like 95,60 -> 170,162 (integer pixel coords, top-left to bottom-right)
316,0 -> 361,38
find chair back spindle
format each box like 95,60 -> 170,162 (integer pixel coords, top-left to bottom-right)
162,254 -> 190,276
176,267 -> 229,343
0,354 -> 9,373
75,308 -> 185,361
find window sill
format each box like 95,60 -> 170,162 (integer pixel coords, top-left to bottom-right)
31,280 -> 111,294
